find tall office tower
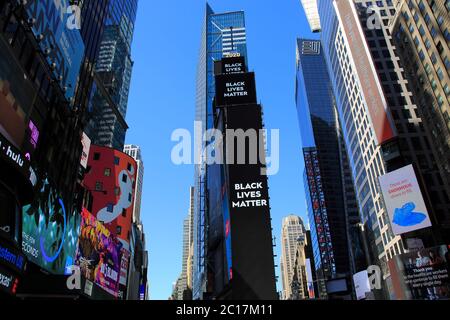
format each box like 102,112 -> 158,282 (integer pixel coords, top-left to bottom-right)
280,215 -> 306,300
391,0 -> 450,242
124,144 -> 144,223
296,38 -> 366,299
210,55 -> 277,300
85,0 -> 138,151
301,0 -> 449,298
193,4 -> 248,300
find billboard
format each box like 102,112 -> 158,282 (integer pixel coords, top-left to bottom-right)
353,270 -> 371,300
75,208 -> 123,298
388,245 -> 450,300
0,37 -> 36,149
224,104 -> 277,299
0,241 -> 27,275
80,132 -> 91,169
334,0 -> 396,145
25,0 -> 85,102
83,146 -> 137,243
379,165 -> 432,235
305,258 -> 316,299
215,72 -> 257,107
0,265 -> 19,296
22,178 -> 81,275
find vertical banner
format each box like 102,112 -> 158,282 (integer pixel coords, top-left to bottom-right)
334,0 -> 396,144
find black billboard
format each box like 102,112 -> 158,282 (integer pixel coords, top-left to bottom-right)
223,104 -> 277,300
215,72 -> 257,107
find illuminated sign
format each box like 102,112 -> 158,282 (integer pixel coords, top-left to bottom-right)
76,208 -> 123,298
25,0 -> 85,102
22,178 -> 81,274
388,245 -> 450,300
0,242 -> 27,274
215,73 -> 257,107
0,265 -> 19,295
379,165 -> 432,235
0,133 -> 34,186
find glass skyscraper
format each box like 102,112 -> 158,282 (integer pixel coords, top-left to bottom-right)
85,0 -> 138,151
193,4 -> 248,300
296,38 -> 365,299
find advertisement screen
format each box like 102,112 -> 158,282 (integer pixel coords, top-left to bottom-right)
305,258 -> 315,299
0,265 -> 19,296
379,165 -> 432,235
75,208 -> 123,298
84,147 -> 137,244
215,72 -> 257,107
22,179 -> 81,275
388,245 -> 450,300
25,0 -> 85,102
353,270 -> 371,300
224,103 -> 277,299
221,56 -> 246,75
80,132 -> 91,169
0,37 -> 36,149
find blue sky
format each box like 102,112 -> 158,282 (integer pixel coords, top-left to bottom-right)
125,0 -> 319,300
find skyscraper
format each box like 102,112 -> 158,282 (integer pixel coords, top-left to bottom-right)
280,215 -> 306,300
390,0 -> 450,241
296,38 -> 367,299
124,144 -> 144,223
193,4 -> 248,300
301,0 -> 449,298
85,0 -> 138,151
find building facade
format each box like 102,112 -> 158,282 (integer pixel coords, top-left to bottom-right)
391,0 -> 450,241
85,0 -> 138,151
280,215 -> 306,300
296,38 -> 367,298
124,144 -> 144,223
301,0 -> 450,298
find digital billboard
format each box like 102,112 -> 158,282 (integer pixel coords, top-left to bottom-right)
22,179 -> 81,275
224,104 -> 277,300
75,208 -> 123,298
25,0 -> 85,102
80,133 -> 91,169
388,245 -> 450,300
83,146 -> 137,244
378,165 -> 432,235
215,72 -> 257,107
353,270 -> 371,300
0,265 -> 19,296
0,37 -> 36,149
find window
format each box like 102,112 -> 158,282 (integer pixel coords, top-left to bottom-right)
116,226 -> 122,236
93,153 -> 100,161
107,203 -> 114,213
114,157 -> 120,165
104,168 -> 111,177
127,163 -> 132,171
95,182 -> 103,191
437,68 -> 444,81
122,209 -> 127,217
122,174 -> 128,183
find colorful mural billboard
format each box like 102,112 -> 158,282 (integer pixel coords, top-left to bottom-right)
75,208 -> 123,298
